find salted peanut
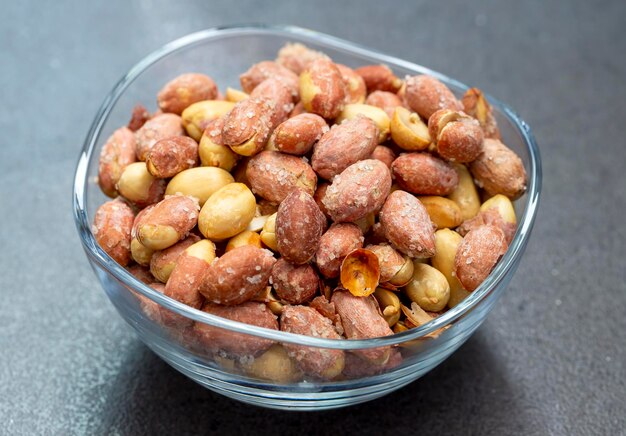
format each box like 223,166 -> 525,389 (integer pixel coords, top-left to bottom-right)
136,282 -> 166,323
332,290 -> 393,364
373,288 -> 401,327
198,183 -> 256,241
135,113 -> 184,161
146,136 -> 199,178
448,163 -> 480,221
260,212 -> 278,251
157,73 -> 218,115
392,153 -> 459,195
127,103 -> 150,132
403,75 -> 462,119
225,230 -> 262,252
241,344 -> 301,383
247,214 -> 270,233
315,223 -> 363,278
270,259 -> 319,304
481,194 -> 516,223
225,87 -> 249,103
455,225 -> 508,291
366,91 -> 403,118
405,263 -> 450,312
313,182 -> 331,219
379,190 -> 436,258
93,199 -> 134,266
246,151 -> 317,203
458,207 -> 516,245
428,109 -> 484,163
353,213 -> 375,235
366,221 -> 388,246
136,195 -> 199,250
252,286 -> 284,316
194,301 -> 278,357
256,199 -> 278,216
289,101 -> 306,118
418,196 -> 463,229
249,77 -> 295,126
281,306 -> 345,380
309,295 -> 343,333
462,87 -> 500,139
222,97 -> 274,156
431,229 -> 468,308
276,190 -> 326,264
149,235 -> 199,283
336,64 -> 367,104
366,244 -> 414,288
276,42 -> 329,75
127,264 -> 154,284
342,348 -> 402,378
117,162 -> 166,208
231,157 -> 251,187
200,245 -> 276,305
165,167 -> 234,208
98,127 -> 137,197
354,64 -> 402,93
323,159 -> 391,222
469,138 -> 527,200
340,249 -> 380,297
162,240 -> 215,328
130,238 -> 154,266
181,100 -> 235,141
198,117 -> 239,171
336,104 -> 390,143
370,145 -> 396,169
267,113 -> 328,156
299,58 -> 346,119
389,107 -> 430,151
312,117 -> 378,180
240,60 -> 300,94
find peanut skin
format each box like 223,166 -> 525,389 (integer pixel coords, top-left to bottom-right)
135,113 -> 184,161
93,199 -> 135,266
98,127 -> 137,198
270,259 -> 319,304
455,225 -> 508,291
315,223 -> 364,278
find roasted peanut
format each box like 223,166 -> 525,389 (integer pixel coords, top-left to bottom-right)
98,127 -> 137,197
135,113 -> 184,161
373,288 -> 401,327
462,87 -> 500,139
127,264 -> 154,284
431,229 -> 468,308
181,100 -> 235,141
127,103 -> 150,132
135,195 -> 199,250
280,305 -> 345,380
447,163 -> 481,221
354,64 -> 402,93
222,97 -> 274,156
149,234 -> 200,283
200,245 -> 276,305
225,87 -> 249,103
332,290 -> 393,365
246,151 -> 317,203
315,223 -> 364,278
336,104 -> 390,143
366,244 -> 413,287
469,138 -> 527,200
130,237 -> 154,266
240,344 -> 301,383
336,64 -> 367,104
455,225 -> 508,291
194,301 -> 278,357
146,136 -> 199,178
198,183 -> 256,240
405,263 -> 450,312
93,199 -> 134,266
370,145 -> 396,169
323,159 -> 391,222
270,258 -> 319,304
418,196 -> 463,229
157,73 -> 218,115
340,249 -> 380,297
276,42 -> 329,75
117,162 -> 166,208
389,107 -> 431,151
428,109 -> 484,163
225,230 -> 262,252
249,77 -> 295,127
198,117 -> 239,171
379,190 -> 436,258
165,166 -> 234,207
365,91 -> 403,118
403,75 -> 462,119
276,190 -> 326,264
299,58 -> 346,119
260,212 -> 278,251
392,152 -> 459,196
267,113 -> 328,155
240,61 -> 299,94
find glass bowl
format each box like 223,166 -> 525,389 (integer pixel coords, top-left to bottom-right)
73,25 -> 541,410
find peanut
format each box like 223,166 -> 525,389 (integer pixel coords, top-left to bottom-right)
389,107 -> 431,151
405,263 -> 450,312
225,230 -> 262,252
315,223 -> 363,278
157,73 -> 218,115
198,117 -> 239,171
335,104 -> 390,143
340,249 -> 380,297
198,183 -> 256,241
240,344 -> 301,383
336,64 -> 367,104
117,162 -> 166,208
299,59 -> 346,119
365,91 -> 403,118
428,109 -> 484,163
260,212 -> 278,251
469,138 -> 527,200
240,61 -> 299,94
403,75 -> 462,119
98,127 -> 137,197
222,97 -> 274,156
92,199 -> 134,266
267,113 -> 328,156
276,42 -> 329,75
149,234 -> 200,283
373,288 -> 401,327
447,163 -> 481,221
270,258 -> 319,304
146,136 -> 199,178
135,195 -> 199,250
165,166 -> 234,207
462,87 -> 500,139
370,145 -> 396,169
391,152 -> 459,196
418,196 -> 463,229
454,225 -> 508,291
181,100 -> 235,141
354,64 -> 402,93
432,229 -> 468,308
135,113 -> 184,161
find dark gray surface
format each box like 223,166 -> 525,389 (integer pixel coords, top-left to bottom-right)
1,0 -> 625,434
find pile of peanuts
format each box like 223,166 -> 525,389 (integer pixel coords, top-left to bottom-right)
92,42 -> 527,382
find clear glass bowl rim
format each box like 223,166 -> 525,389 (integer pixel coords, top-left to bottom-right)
72,24 -> 542,350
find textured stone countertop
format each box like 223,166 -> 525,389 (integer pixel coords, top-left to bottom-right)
1,1 -> 625,434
